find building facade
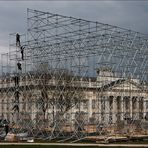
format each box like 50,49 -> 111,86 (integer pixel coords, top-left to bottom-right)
0,68 -> 148,134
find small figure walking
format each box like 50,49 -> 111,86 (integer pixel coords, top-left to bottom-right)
16,33 -> 20,47
4,124 -> 9,136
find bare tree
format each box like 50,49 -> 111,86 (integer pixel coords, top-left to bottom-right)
36,72 -> 50,121
48,70 -> 84,130
52,70 -> 82,112
36,66 -> 84,128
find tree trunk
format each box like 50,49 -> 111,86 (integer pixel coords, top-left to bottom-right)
52,105 -> 55,127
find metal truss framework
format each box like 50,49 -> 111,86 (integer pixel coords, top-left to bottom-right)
0,9 -> 148,142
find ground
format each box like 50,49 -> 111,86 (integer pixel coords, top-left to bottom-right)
1,143 -> 148,148
0,145 -> 148,148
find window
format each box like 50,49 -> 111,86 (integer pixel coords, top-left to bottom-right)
66,113 -> 70,121
92,100 -> 96,109
109,113 -> 112,124
76,102 -> 79,109
109,96 -> 113,111
146,101 -> 148,109
132,97 -> 137,110
48,113 -> 52,121
23,102 -> 26,110
2,100 -> 4,110
83,100 -> 88,109
28,101 -> 32,110
101,99 -> 105,111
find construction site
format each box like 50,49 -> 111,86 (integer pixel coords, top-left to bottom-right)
0,9 -> 148,143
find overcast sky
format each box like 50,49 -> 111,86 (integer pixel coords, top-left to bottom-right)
0,1 -> 148,55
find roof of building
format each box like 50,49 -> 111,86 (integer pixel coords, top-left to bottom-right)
98,78 -> 145,91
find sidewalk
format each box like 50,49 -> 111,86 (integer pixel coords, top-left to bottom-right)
0,143 -> 148,147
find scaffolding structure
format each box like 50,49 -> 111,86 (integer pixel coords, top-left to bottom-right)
0,9 -> 148,142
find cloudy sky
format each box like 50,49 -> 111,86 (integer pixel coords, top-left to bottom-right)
0,1 -> 148,55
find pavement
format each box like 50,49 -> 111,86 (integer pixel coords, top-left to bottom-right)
0,143 -> 148,147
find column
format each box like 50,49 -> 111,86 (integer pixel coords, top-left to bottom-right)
32,98 -> 36,120
104,96 -> 109,124
116,96 -> 122,121
129,97 -> 132,118
136,97 -> 139,119
143,100 -> 147,119
139,97 -> 143,119
121,96 -> 124,120
124,96 -> 130,119
132,97 -> 138,120
98,97 -> 102,123
89,97 -> 92,118
108,96 -> 112,124
112,96 -> 117,123
0,98 -> 1,117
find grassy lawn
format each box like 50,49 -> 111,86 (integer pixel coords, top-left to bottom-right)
0,145 -> 148,148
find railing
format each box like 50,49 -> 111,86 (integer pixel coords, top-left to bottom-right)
0,79 -> 99,88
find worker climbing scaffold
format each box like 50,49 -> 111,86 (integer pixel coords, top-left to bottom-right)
16,33 -> 20,47
12,33 -> 24,123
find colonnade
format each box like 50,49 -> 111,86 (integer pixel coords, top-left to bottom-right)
96,95 -> 147,124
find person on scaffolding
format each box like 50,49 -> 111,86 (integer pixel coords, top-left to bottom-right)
14,75 -> 19,86
16,33 -> 20,47
20,46 -> 25,60
17,62 -> 22,70
12,104 -> 19,112
12,90 -> 20,113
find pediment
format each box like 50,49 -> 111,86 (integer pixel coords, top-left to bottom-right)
112,80 -> 142,91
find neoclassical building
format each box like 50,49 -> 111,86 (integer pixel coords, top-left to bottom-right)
0,68 -> 148,133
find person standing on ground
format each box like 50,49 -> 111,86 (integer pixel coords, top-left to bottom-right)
4,124 -> 9,136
